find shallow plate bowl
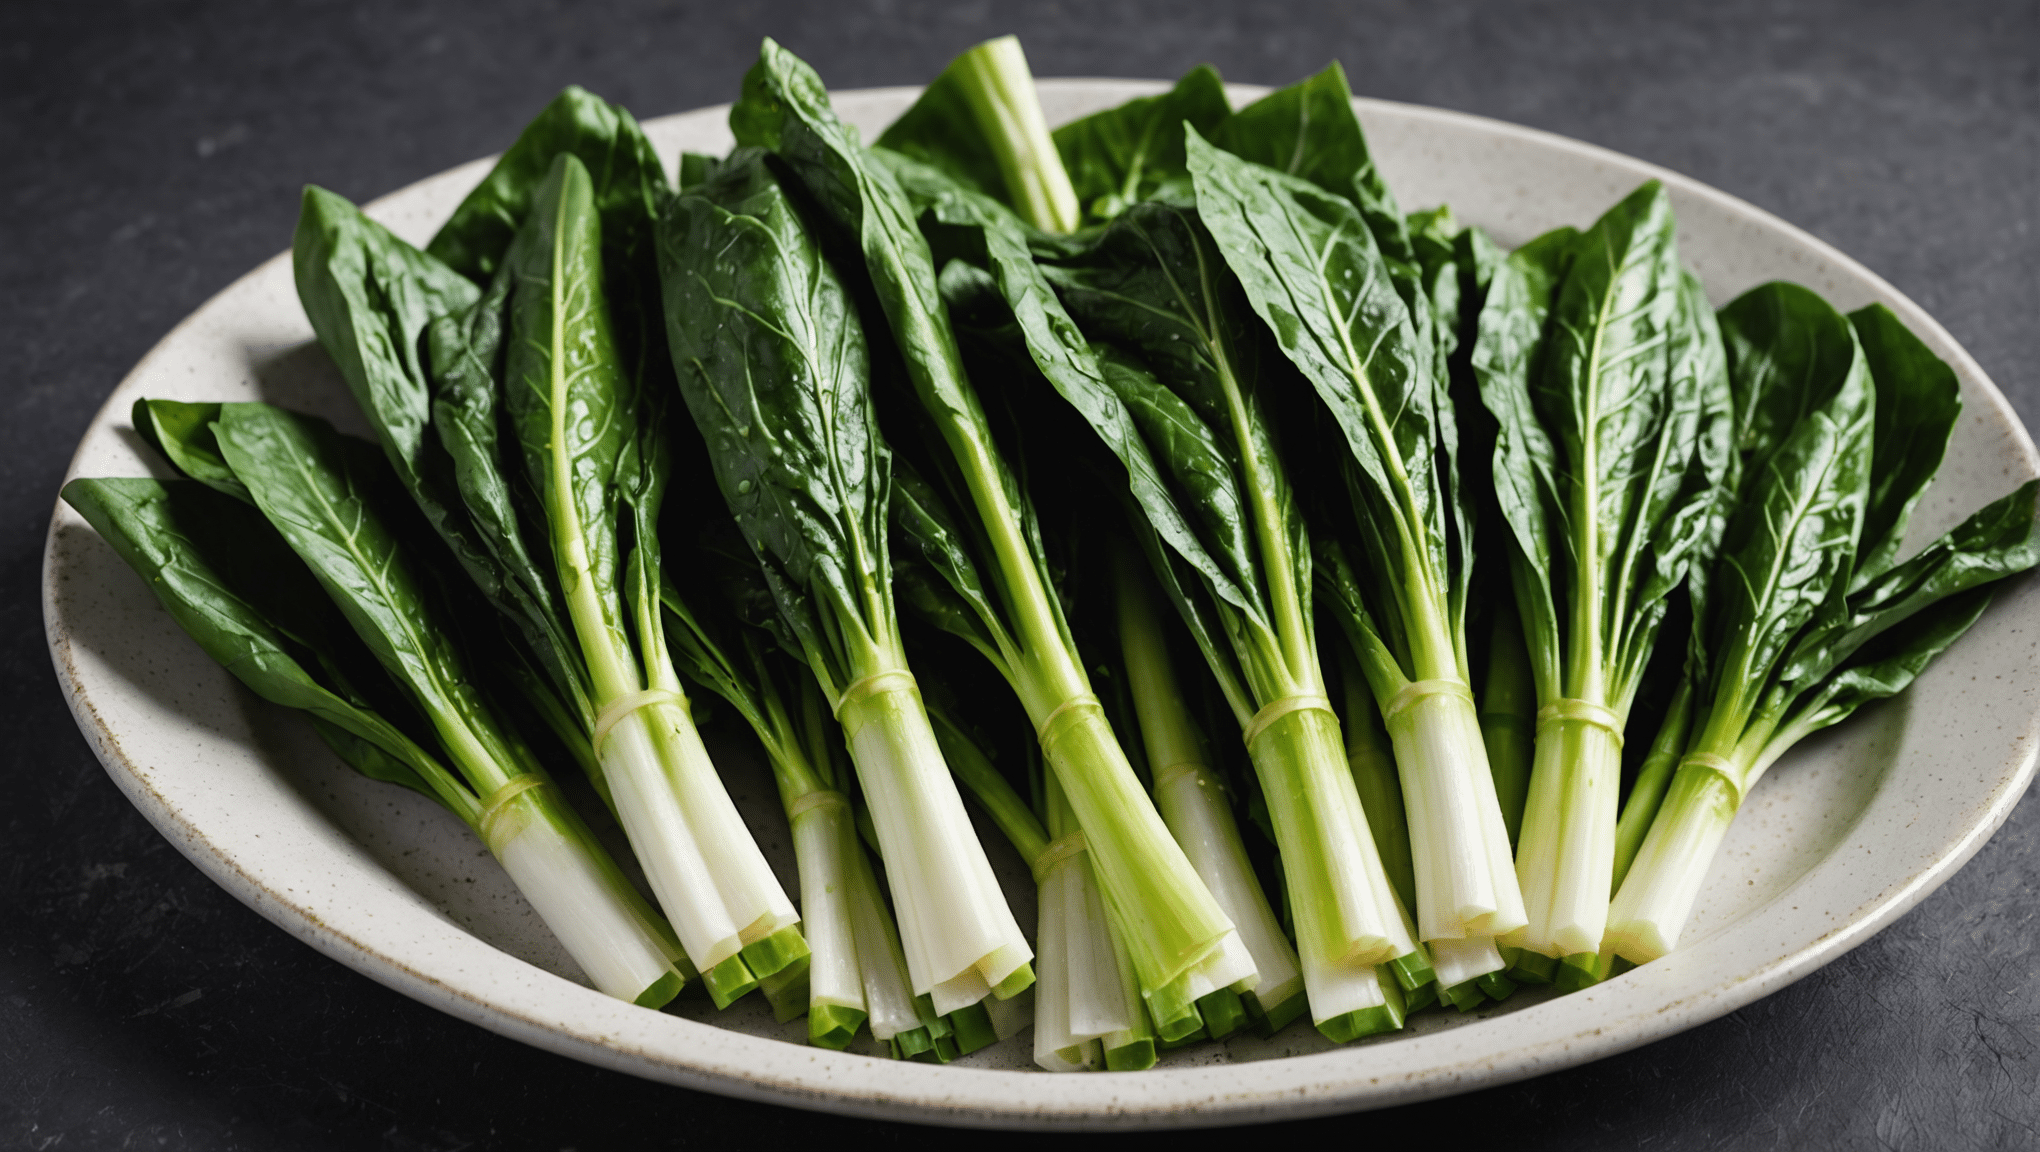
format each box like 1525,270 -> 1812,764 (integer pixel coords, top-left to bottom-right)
42,80 -> 2040,1128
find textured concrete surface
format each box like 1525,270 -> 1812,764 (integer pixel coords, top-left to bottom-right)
3,1 -> 2036,1147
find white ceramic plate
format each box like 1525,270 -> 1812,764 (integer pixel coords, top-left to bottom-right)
43,80 -> 2040,1128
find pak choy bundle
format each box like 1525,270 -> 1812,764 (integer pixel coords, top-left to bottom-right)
70,402 -> 691,1005
1464,183 -> 1731,973
712,39 -> 1254,1036
660,509 -> 1003,1059
1173,79 -> 1528,990
657,142 -> 1037,1019
877,46 -> 1448,1033
1603,285 -> 2040,961
1023,182 -> 1427,1036
292,89 -> 803,1005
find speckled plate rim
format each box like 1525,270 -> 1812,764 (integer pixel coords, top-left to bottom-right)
43,80 -> 2040,1129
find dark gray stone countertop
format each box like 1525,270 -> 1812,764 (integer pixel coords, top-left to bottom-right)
3,1 -> 2035,1147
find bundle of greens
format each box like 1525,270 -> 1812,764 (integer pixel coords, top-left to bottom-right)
72,402 -> 689,1006
658,144 -> 1034,1018
724,39 -> 1253,1037
293,91 -> 804,1006
660,505 -> 1002,1057
1030,199 -> 1420,1037
876,45 -> 1423,1038
1466,184 -> 1730,967
1604,286 -> 2039,961
1187,117 -> 1526,979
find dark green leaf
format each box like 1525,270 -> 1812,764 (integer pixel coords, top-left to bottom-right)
1208,63 -> 1411,267
1775,585 -> 1997,748
678,151 -> 722,191
292,188 -> 541,648
1703,286 -> 1875,717
1049,65 -> 1231,225
1718,282 -> 1864,499
210,403 -> 510,751
1848,303 -> 1963,587
428,86 -> 667,284
1470,226 -> 1577,699
1030,200 -> 1272,637
1672,270 -> 1737,674
93,475 -> 451,797
1520,182 -> 1706,701
1785,479 -> 2040,686
501,153 -> 636,668
659,149 -> 893,690
1185,131 -> 1458,672
312,717 -> 447,800
132,399 -> 249,503
424,273 -> 591,722
65,473 -> 463,814
731,41 -> 1002,492
875,148 -> 1272,673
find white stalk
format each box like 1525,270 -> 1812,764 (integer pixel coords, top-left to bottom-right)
1097,909 -> 1152,1061
1512,714 -> 1624,956
1605,765 -> 1740,962
597,715 -> 744,968
1301,953 -> 1389,1023
1034,770 -> 1146,1070
840,675 -> 1032,1009
845,838 -> 921,1041
1385,685 -> 1527,940
1063,853 -> 1136,1040
1033,851 -> 1118,1072
1030,863 -> 1082,1069
790,796 -> 864,1016
1173,929 -> 1259,1000
1428,935 -> 1506,988
488,793 -> 682,1003
645,700 -> 799,943
1153,765 -> 1302,1012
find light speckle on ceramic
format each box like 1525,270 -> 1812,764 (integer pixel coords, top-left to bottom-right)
41,81 -> 2040,1128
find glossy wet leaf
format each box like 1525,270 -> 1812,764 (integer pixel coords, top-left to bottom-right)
660,149 -> 893,690
428,86 -> 667,285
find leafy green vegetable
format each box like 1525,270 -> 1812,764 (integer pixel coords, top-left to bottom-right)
1469,182 -> 1727,960
659,144 -> 1031,1015
64,475 -> 451,805
659,528 -> 877,1048
82,403 -> 690,1006
428,86 -> 667,285
1607,282 -> 1895,961
1187,131 -> 1524,952
1849,303 -> 1964,587
922,675 -> 1158,1070
1113,548 -> 1313,1038
729,38 -> 1236,1021
1036,193 -> 1416,1035
497,151 -> 799,997
1209,63 -> 1413,268
293,188 -> 595,766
